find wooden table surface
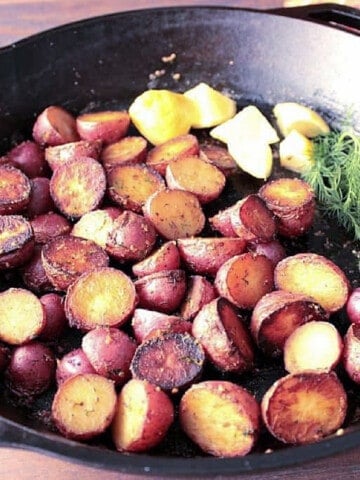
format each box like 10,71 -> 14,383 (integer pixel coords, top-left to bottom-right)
1,1 -> 360,479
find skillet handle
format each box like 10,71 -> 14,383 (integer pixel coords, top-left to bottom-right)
269,3 -> 360,35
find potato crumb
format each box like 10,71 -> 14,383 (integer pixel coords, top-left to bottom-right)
265,448 -> 273,454
148,69 -> 166,81
336,428 -> 344,436
172,73 -> 181,81
162,53 -> 177,63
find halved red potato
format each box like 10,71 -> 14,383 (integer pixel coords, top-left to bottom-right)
192,297 -> 254,374
180,275 -> 217,321
82,327 -> 137,386
209,206 -> 236,237
21,245 -> 53,293
65,267 -> 137,330
179,380 -> 260,457
0,288 -> 45,345
107,163 -> 165,212
30,212 -> 72,244
0,215 -> 35,269
284,321 -> 343,373
106,210 -> 157,263
274,253 -> 350,313
177,237 -> 246,276
76,110 -> 130,144
71,207 -> 121,248
259,177 -> 315,238
0,164 -> 31,215
251,290 -> 328,357
146,134 -> 200,176
131,308 -> 191,343
101,136 -> 147,169
261,371 -> 347,445
130,332 -> 205,392
143,188 -> 205,240
112,378 -> 174,452
42,235 -> 109,291
132,241 -> 180,278
215,252 -> 275,309
343,323 -> 360,384
39,292 -> 67,341
6,140 -> 46,178
199,143 -> 237,176
50,156 -> 106,219
134,269 -> 187,313
32,106 -> 79,146
51,373 -> 117,440
56,348 -> 96,385
165,155 -> 226,204
45,139 -> 102,171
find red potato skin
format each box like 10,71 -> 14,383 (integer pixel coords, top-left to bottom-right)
247,239 -> 286,266
131,308 -> 191,343
132,241 -> 180,277
30,212 -> 72,244
45,139 -> 102,171
21,245 -> 53,293
26,177 -> 55,219
7,140 -> 46,178
180,275 -> 217,321
112,378 -> 175,453
209,206 -> 236,237
39,293 -> 67,341
32,106 -> 80,146
76,111 -> 130,145
82,327 -> 137,386
56,348 -> 96,385
343,324 -> 360,384
134,269 -> 187,313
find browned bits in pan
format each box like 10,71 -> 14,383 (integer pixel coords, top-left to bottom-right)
0,164 -> 31,215
41,235 -> 109,291
107,163 -> 165,212
0,215 -> 34,269
65,267 -> 137,330
146,133 -> 200,176
49,156 -> 106,219
130,332 -> 205,391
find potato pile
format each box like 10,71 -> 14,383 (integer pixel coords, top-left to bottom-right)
0,98 -> 356,458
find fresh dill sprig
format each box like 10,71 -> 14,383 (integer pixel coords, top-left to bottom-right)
301,128 -> 360,240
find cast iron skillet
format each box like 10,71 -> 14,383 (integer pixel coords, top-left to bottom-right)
0,3 -> 360,477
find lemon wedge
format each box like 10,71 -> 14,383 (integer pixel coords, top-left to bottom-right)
228,138 -> 273,180
279,130 -> 315,173
273,102 -> 330,138
183,82 -> 236,129
129,89 -> 196,145
210,105 -> 279,145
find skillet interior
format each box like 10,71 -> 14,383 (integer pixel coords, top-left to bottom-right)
0,6 -> 360,476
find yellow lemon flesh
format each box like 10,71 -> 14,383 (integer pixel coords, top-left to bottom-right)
210,105 -> 279,145
273,102 -> 330,138
183,82 -> 236,129
228,138 -> 273,180
279,130 -> 315,173
129,89 -> 196,145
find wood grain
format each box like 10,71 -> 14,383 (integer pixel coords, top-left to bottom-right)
0,1 -> 360,479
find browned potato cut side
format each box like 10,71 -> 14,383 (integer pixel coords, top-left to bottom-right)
134,269 -> 187,313
65,267 -> 137,330
231,194 -> 277,242
259,177 -> 315,238
76,110 -> 130,145
50,156 -> 106,219
131,332 -> 205,392
177,237 -> 246,277
215,253 -> 274,309
132,241 -> 180,278
101,136 -> 147,169
33,106 -> 80,146
274,253 -> 350,313
180,275 -> 216,321
261,371 -> 347,445
107,163 -> 165,212
112,379 -> 174,452
343,324 -> 360,384
251,290 -> 328,357
146,134 -> 200,176
143,188 -> 205,240
45,140 -> 102,171
82,327 -> 137,386
0,215 -> 34,269
0,288 -> 45,345
0,165 -> 31,215
31,212 -> 72,245
42,235 -> 109,291
200,144 -> 237,176
165,155 -> 226,204
179,381 -> 260,457
284,321 -> 343,373
106,211 -> 157,263
131,308 -> 191,343
192,298 -> 254,373
51,373 -> 117,440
